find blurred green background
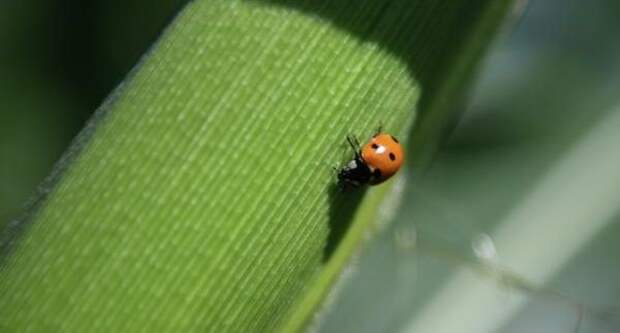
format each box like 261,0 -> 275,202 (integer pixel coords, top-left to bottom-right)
1,0 -> 619,332
0,0 -> 186,226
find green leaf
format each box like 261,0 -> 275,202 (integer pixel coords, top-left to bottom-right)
0,0 -> 511,331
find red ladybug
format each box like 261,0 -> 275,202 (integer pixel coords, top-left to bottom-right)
338,132 -> 404,187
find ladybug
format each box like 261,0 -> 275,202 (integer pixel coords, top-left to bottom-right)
338,132 -> 404,187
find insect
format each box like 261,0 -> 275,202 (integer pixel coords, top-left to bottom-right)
337,131 -> 404,187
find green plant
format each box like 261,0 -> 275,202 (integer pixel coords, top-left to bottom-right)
0,0 -> 511,331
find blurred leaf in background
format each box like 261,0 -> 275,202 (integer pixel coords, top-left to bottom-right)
317,0 -> 620,332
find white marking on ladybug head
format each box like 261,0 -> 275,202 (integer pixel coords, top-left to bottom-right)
347,160 -> 357,169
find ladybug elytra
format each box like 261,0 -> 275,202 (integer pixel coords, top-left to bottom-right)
337,131 -> 404,187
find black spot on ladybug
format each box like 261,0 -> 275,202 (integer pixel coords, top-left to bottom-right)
371,143 -> 379,149
373,168 -> 382,178
389,152 -> 396,161
390,135 -> 399,143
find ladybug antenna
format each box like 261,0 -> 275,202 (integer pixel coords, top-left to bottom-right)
346,135 -> 362,158
374,123 -> 384,137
